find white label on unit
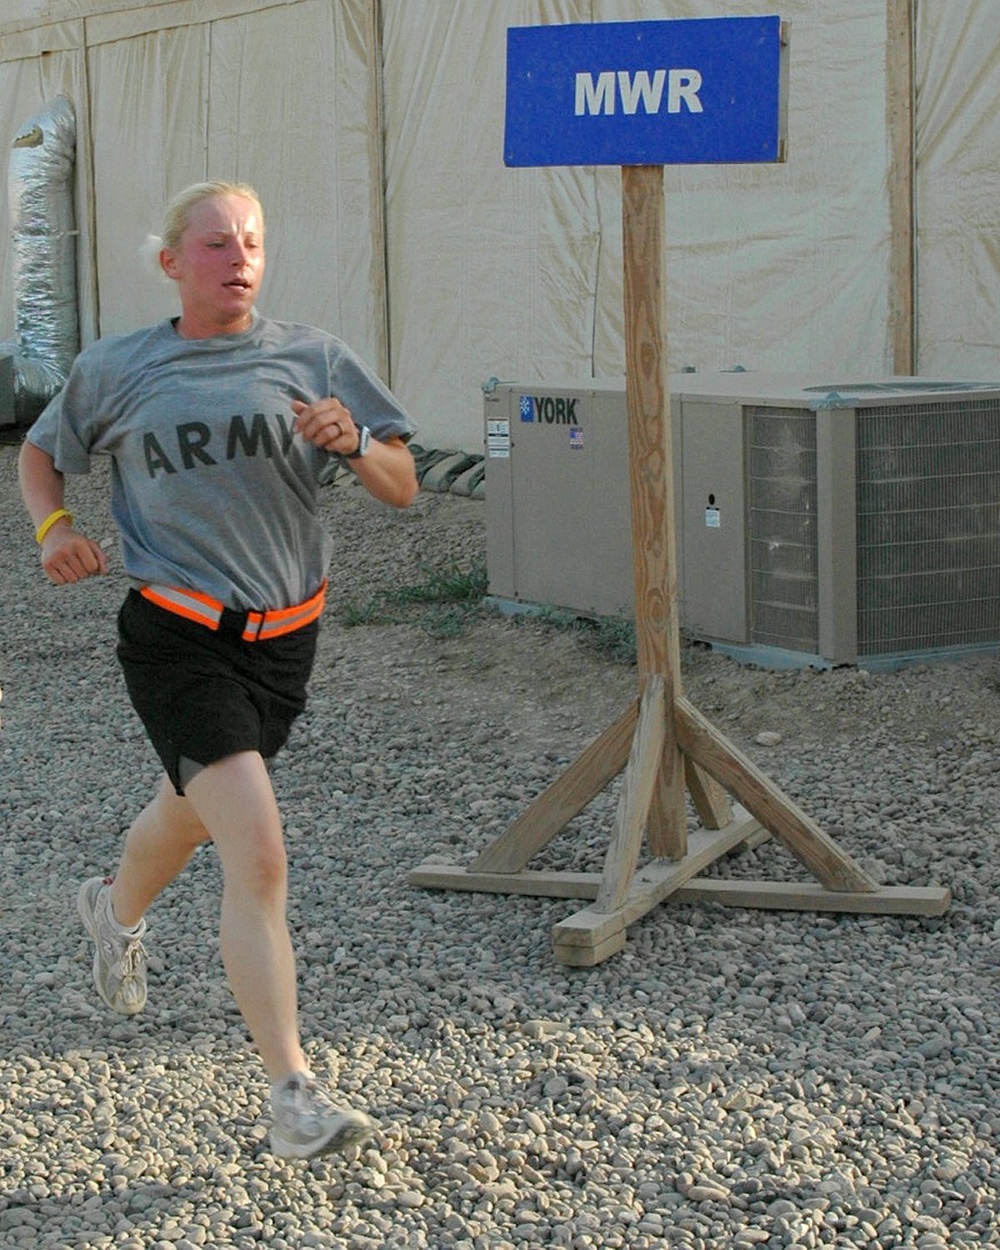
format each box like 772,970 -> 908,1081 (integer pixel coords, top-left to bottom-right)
705,506 -> 721,528
487,418 -> 511,458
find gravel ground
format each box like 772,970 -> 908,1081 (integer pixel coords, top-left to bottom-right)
1,439 -> 998,1249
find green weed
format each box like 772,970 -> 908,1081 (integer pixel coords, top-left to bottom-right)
337,562 -> 488,635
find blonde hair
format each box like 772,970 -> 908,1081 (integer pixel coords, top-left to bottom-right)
160,179 -> 264,251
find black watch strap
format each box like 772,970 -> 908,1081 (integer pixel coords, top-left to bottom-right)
344,425 -> 371,460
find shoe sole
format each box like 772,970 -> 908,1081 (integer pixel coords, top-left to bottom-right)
270,1113 -> 375,1160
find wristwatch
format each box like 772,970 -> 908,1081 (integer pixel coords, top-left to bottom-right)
344,425 -> 371,459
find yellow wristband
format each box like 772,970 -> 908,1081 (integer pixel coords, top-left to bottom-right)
35,508 -> 74,544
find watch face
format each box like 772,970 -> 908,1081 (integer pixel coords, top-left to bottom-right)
346,426 -> 370,459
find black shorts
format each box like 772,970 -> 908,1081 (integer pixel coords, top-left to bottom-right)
116,589 -> 319,795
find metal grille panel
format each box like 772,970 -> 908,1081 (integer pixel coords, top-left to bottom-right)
748,407 -> 818,651
857,400 -> 1000,654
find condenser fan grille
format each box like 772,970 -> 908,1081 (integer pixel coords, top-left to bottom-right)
856,400 -> 1000,653
748,396 -> 1000,658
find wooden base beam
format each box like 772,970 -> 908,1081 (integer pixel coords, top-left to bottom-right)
678,878 -> 951,915
408,860 -> 949,917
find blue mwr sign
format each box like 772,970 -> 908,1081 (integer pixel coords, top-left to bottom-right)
505,16 -> 786,167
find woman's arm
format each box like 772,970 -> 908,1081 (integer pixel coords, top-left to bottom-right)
343,435 -> 419,508
18,440 -> 109,583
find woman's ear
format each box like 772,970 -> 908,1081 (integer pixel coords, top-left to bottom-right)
159,248 -> 178,280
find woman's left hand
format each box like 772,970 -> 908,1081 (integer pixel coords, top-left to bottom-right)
290,396 -> 419,508
290,397 -> 361,455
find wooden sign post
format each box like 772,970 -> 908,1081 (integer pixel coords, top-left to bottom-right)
410,16 -> 950,965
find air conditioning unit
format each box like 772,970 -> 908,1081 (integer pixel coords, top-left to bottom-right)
484,373 -> 1000,667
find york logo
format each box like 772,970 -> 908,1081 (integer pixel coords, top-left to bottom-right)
520,395 -> 580,425
575,69 -> 703,116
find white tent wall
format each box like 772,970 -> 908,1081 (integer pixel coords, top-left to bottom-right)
382,0 -> 616,428
1,1 -> 998,449
915,2 -> 1000,379
86,19 -> 210,335
84,0 -> 386,373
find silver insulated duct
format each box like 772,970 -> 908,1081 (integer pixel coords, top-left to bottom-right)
0,95 -> 79,428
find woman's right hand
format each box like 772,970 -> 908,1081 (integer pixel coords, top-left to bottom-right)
41,525 -> 109,584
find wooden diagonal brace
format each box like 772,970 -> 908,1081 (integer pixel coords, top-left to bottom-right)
675,695 -> 877,893
469,699 -> 638,874
595,676 -> 666,912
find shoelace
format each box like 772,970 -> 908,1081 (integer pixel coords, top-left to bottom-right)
118,939 -> 146,975
103,933 -> 145,975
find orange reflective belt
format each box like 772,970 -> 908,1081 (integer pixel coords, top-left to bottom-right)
140,580 -> 326,642
139,584 -> 223,629
242,583 -> 327,641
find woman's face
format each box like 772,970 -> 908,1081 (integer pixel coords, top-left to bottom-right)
160,192 -> 265,337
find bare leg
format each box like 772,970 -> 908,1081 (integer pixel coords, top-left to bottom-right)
110,774 -> 211,928
182,751 -> 308,1083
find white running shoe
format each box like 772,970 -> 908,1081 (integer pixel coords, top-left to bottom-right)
76,876 -> 147,1015
269,1072 -> 375,1160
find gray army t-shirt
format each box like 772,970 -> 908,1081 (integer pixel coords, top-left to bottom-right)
28,313 -> 417,610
